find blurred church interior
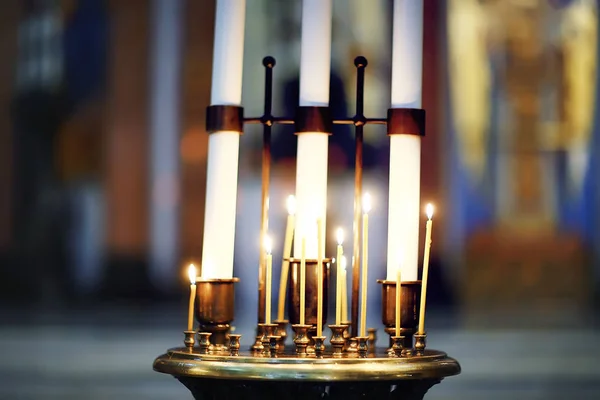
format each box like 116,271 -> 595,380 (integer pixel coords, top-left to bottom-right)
0,0 -> 599,398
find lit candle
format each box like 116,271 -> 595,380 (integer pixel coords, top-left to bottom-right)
395,264 -> 402,337
277,195 -> 296,320
317,219 -> 324,336
300,237 -> 307,325
335,228 -> 344,325
418,204 -> 434,334
293,0 -> 332,260
386,0 -> 424,282
201,0 -> 246,279
341,256 -> 348,322
187,264 -> 197,331
265,236 -> 273,325
360,193 -> 371,337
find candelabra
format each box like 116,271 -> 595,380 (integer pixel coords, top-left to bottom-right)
153,54 -> 460,399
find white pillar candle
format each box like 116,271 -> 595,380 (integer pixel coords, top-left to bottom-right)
201,0 -> 246,279
386,0 -> 424,281
187,264 -> 197,331
293,0 -> 332,259
335,228 -> 344,325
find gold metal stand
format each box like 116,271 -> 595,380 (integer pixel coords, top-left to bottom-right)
154,347 -> 460,400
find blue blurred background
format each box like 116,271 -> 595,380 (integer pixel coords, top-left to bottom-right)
0,0 -> 599,398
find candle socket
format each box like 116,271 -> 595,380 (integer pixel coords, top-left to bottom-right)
287,259 -> 330,326
346,337 -> 358,353
228,334 -> 241,356
196,278 -> 239,352
328,324 -> 347,358
183,330 -> 196,350
197,332 -> 212,354
313,336 -> 326,358
378,280 -> 421,351
356,336 -> 369,358
251,325 -> 264,353
258,323 -> 277,356
367,328 -> 377,352
291,324 -> 311,356
390,335 -> 405,358
414,332 -> 427,356
273,319 -> 288,352
268,336 -> 280,358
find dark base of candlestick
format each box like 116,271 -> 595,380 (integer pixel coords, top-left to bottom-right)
178,377 -> 440,400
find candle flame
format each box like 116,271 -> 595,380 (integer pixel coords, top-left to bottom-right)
341,256 -> 347,271
426,203 -> 434,220
188,264 -> 197,284
363,192 -> 372,214
264,235 -> 273,255
336,228 -> 344,245
286,195 -> 296,216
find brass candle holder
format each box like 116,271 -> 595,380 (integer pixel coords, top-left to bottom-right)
414,332 -> 427,356
268,336 -> 280,357
328,324 -> 347,357
228,334 -> 241,356
259,323 -> 277,356
183,330 -> 196,350
196,278 -> 239,351
197,332 -> 212,354
391,335 -> 405,357
356,336 -> 369,358
378,280 -> 421,351
287,258 -> 330,327
313,336 -> 326,358
291,323 -> 311,356
368,327 -> 377,352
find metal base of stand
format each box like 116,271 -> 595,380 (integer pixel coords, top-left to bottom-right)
154,347 -> 460,400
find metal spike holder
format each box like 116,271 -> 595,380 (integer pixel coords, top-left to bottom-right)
153,56 -> 460,400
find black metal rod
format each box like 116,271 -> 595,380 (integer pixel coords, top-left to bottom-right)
351,56 -> 367,338
257,56 -> 275,325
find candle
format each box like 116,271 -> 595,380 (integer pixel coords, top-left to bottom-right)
293,0 -> 332,260
341,256 -> 348,322
418,204 -> 434,334
187,264 -> 197,331
395,265 -> 402,337
300,237 -> 307,325
335,228 -> 344,325
317,219 -> 324,336
265,236 -> 273,325
386,0 -> 424,282
360,193 -> 371,337
277,195 -> 296,320
201,0 -> 246,279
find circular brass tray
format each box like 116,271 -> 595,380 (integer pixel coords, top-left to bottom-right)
153,347 -> 460,382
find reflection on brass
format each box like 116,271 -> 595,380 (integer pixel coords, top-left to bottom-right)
356,337 -> 369,358
378,280 -> 421,350
346,337 -> 358,353
268,336 -> 280,358
287,259 -> 331,326
313,336 -> 326,358
273,319 -> 288,351
196,278 -> 239,351
228,334 -> 241,356
414,333 -> 427,356
367,327 -> 377,352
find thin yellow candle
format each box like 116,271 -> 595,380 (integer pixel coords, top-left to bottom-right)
360,193 -> 371,337
265,236 -> 273,325
418,204 -> 434,334
341,256 -> 348,322
187,264 -> 197,331
317,219 -> 324,337
300,237 -> 307,325
335,228 -> 344,325
395,265 -> 402,337
277,195 -> 296,320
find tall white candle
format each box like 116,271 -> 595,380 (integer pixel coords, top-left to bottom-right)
293,0 -> 332,259
201,0 -> 246,279
335,228 -> 344,325
265,236 -> 273,325
187,264 -> 197,331
317,219 -> 324,336
360,193 -> 371,337
341,256 -> 348,322
386,0 -> 424,282
418,204 -> 434,334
